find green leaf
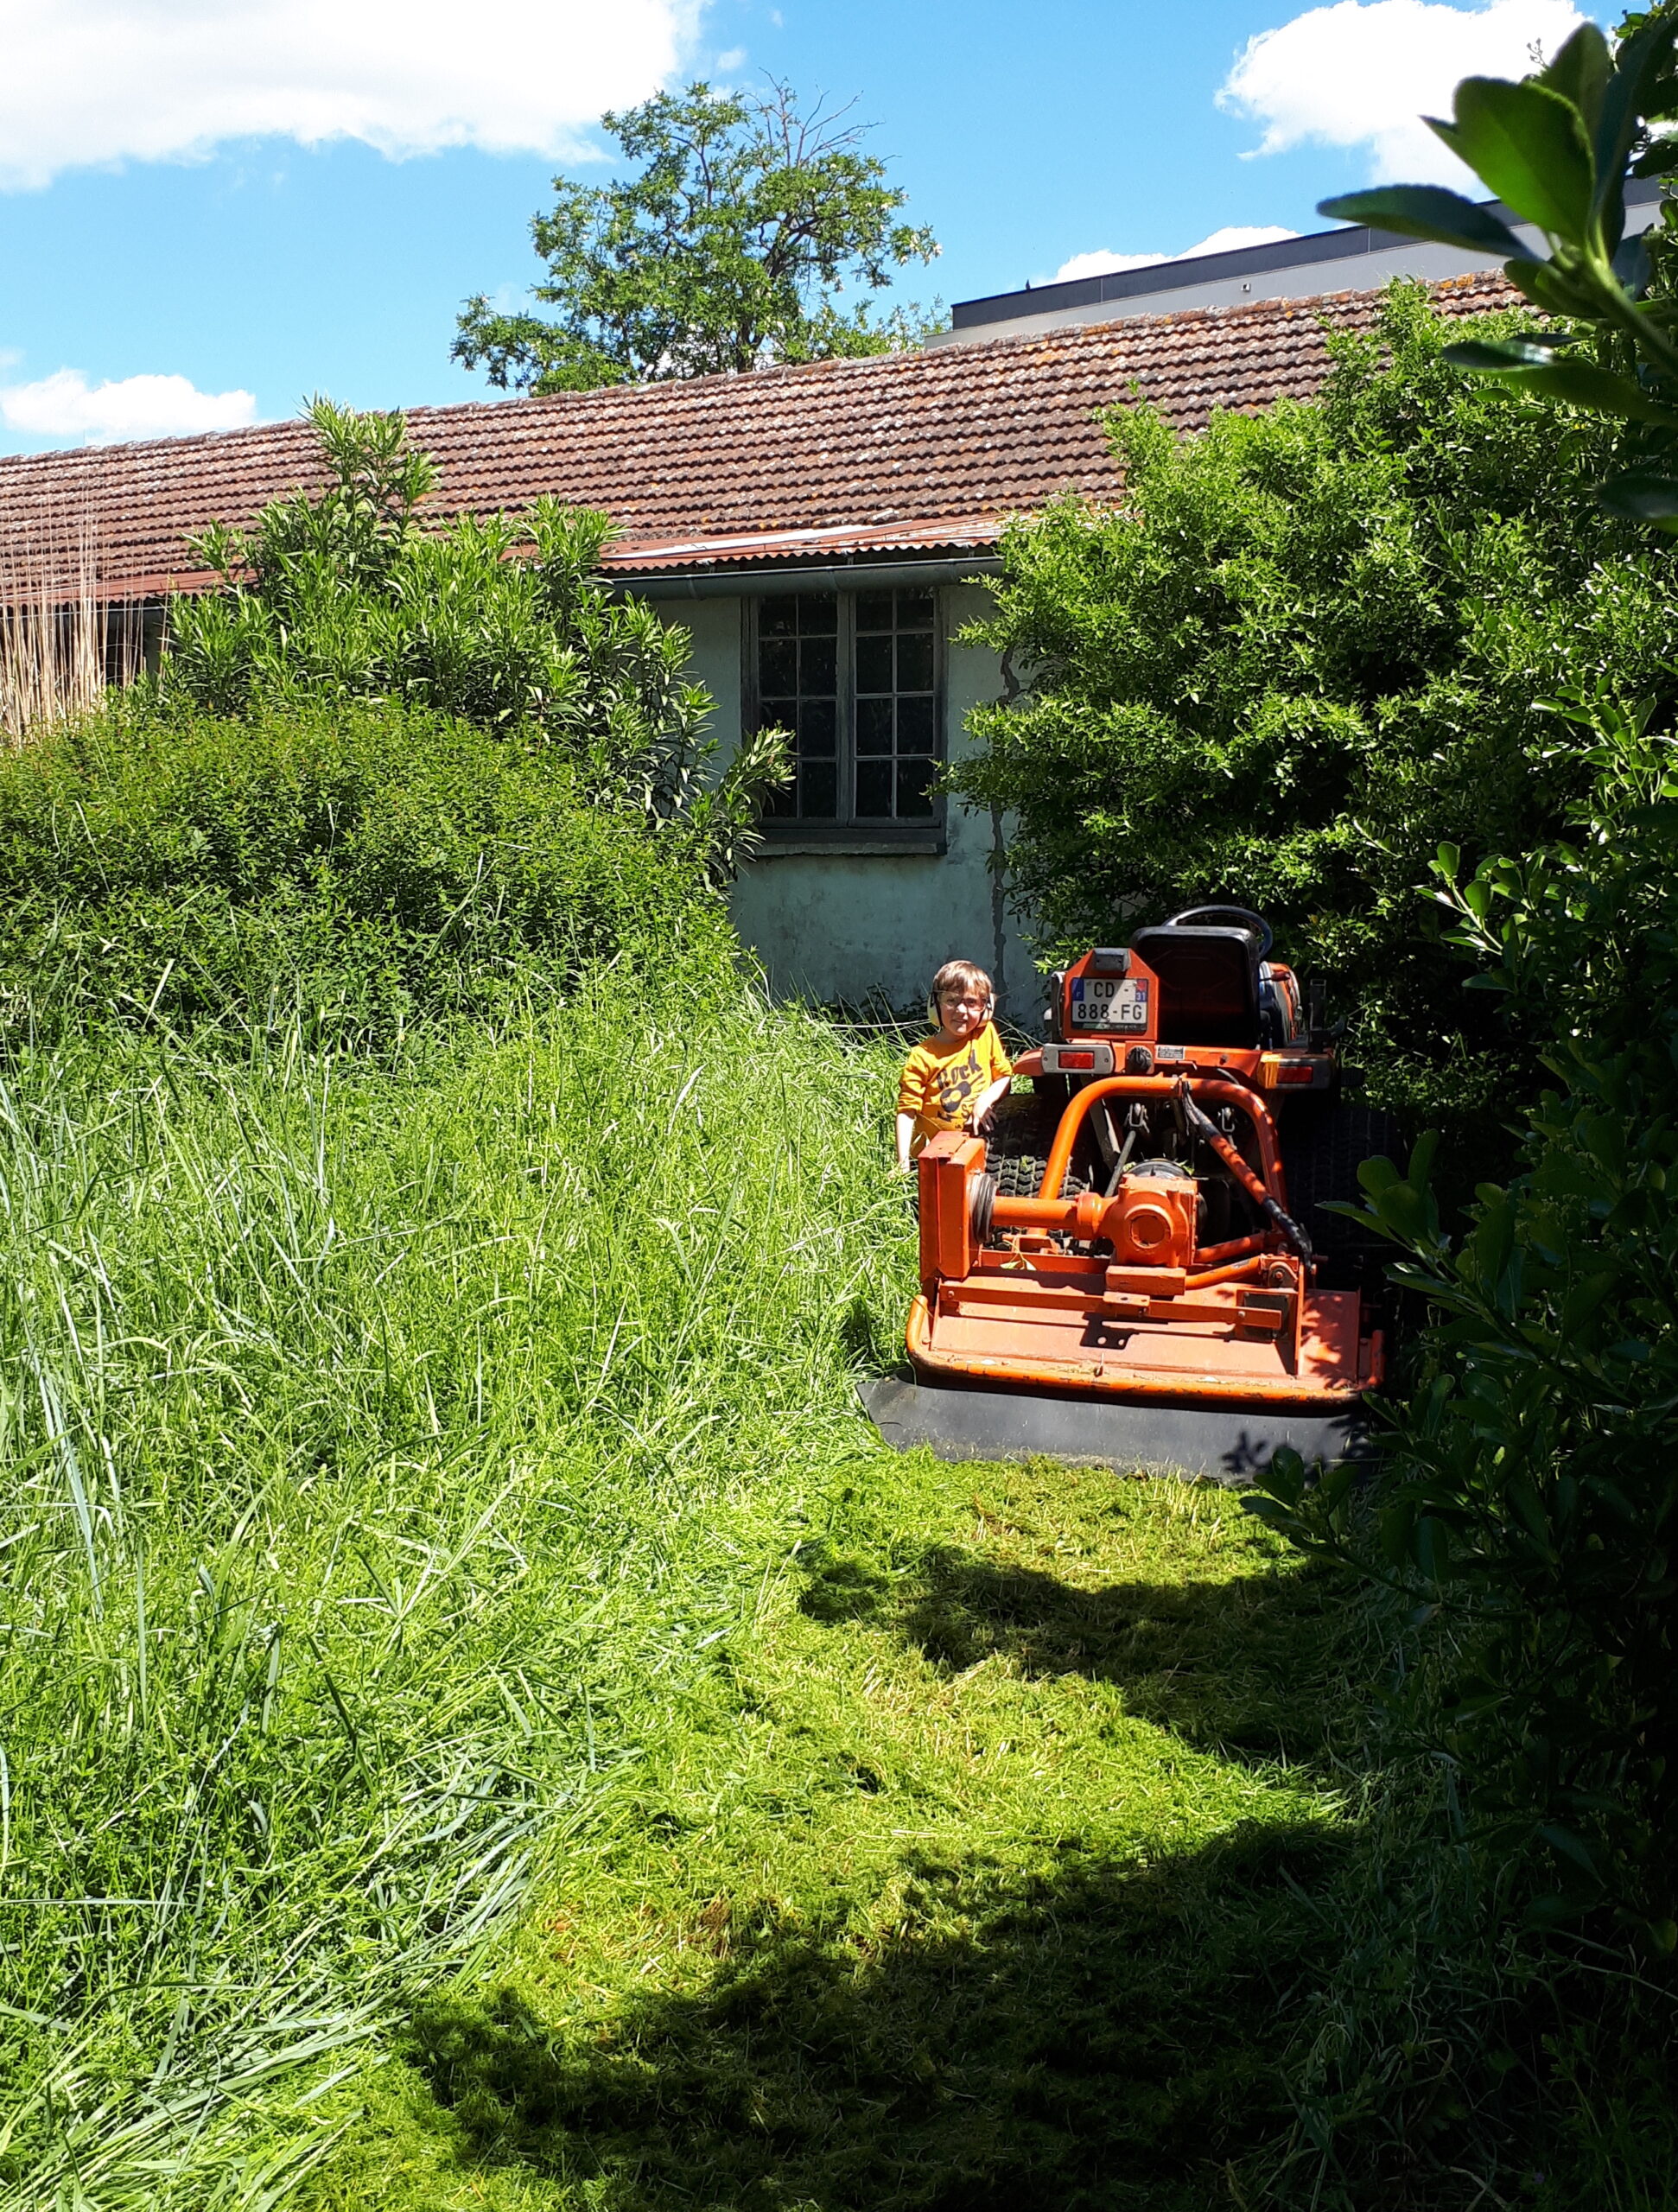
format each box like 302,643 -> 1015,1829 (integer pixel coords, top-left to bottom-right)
1540,1823 -> 1605,1881
1315,185 -> 1535,261
1429,78 -> 1596,240
1538,22 -> 1609,133
1612,232 -> 1653,301
1506,257 -> 1597,318
1471,358 -> 1678,425
1594,20 -> 1675,227
1443,339 -> 1579,371
1599,470 -> 1678,523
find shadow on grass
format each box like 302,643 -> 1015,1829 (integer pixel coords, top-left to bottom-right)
409,1821 -> 1338,2212
801,1544 -> 1358,1763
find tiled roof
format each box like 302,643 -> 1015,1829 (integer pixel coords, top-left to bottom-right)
0,271 -> 1521,602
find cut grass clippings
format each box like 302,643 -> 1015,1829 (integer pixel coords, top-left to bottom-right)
314,1454 -> 1371,2212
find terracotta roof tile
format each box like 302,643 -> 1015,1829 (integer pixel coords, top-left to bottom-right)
0,271 -> 1521,601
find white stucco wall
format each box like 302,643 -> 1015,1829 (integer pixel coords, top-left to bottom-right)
663,583 -> 1034,1018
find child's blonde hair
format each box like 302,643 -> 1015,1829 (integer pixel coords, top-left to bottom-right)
930,959 -> 995,1020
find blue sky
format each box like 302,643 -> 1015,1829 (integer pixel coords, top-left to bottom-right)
0,0 -> 1608,455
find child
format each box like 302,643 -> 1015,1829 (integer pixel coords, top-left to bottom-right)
896,959 -> 1013,1173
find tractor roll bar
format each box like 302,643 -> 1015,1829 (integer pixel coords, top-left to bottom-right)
1037,1075 -> 1287,1204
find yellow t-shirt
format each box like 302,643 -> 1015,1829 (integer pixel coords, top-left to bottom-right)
897,1023 -> 1013,1157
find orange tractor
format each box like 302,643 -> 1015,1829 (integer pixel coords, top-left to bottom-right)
865,908 -> 1398,1479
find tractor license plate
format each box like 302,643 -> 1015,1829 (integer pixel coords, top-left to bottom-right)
1071,976 -> 1149,1030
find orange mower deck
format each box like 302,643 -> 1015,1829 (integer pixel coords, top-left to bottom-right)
876,912 -> 1395,1475
911,1121 -> 1382,1409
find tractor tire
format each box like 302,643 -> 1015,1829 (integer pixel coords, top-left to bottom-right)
982,1092 -> 1095,1200
1282,1103 -> 1403,1286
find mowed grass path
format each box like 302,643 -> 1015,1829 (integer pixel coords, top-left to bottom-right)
323,1454 -> 1362,2211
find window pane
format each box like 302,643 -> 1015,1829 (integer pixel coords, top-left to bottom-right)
896,632 -> 935,693
896,588 -> 935,626
801,760 -> 838,817
855,634 -> 893,694
855,697 -> 893,754
764,776 -> 798,818
798,593 -> 837,635
897,695 -> 937,751
799,698 -> 836,756
855,759 -> 893,817
897,757 -> 937,817
760,599 -> 798,637
760,698 -> 798,741
759,639 -> 797,695
801,634 -> 836,694
855,591 -> 894,632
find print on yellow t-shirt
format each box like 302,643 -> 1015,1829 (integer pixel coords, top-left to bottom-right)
896,1022 -> 1013,1158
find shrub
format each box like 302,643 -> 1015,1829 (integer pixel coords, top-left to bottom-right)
1247,18 -> 1678,1951
1254,690 -> 1678,1945
950,284 -> 1676,1131
163,399 -> 786,886
0,697 -> 734,1047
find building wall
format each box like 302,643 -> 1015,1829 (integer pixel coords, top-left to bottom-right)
664,583 -> 1035,1017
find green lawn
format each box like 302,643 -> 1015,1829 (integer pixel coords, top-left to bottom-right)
316,1452 -> 1363,2211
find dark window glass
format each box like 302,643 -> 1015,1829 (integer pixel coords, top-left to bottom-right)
896,695 -> 936,752
899,758 -> 937,817
855,634 -> 893,694
896,632 -> 935,692
855,759 -> 893,817
759,595 -> 841,820
760,588 -> 941,829
801,760 -> 838,817
799,698 -> 836,756
760,639 -> 797,695
855,697 -> 893,754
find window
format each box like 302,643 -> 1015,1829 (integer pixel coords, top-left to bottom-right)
756,588 -> 940,836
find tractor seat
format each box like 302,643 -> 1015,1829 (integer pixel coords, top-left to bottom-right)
1129,924 -> 1262,1047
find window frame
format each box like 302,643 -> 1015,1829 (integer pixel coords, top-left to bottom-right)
746,585 -> 948,854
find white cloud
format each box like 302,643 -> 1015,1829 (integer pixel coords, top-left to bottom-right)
0,0 -> 701,190
1219,0 -> 1588,185
0,370 -> 259,444
1055,226 -> 1302,283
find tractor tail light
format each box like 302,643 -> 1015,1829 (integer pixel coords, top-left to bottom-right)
1276,1063 -> 1316,1086
1041,1042 -> 1115,1077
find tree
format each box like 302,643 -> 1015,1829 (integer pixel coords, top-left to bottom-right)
165,398 -> 787,881
950,283 -> 1666,1133
453,79 -> 940,394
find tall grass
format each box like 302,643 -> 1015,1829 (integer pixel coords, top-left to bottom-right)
0,521 -> 144,746
0,979 -> 909,2206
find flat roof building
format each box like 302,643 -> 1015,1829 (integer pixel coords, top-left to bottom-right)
932,177 -> 1662,349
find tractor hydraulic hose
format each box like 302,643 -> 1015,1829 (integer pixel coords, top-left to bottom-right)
1174,1082 -> 1313,1263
